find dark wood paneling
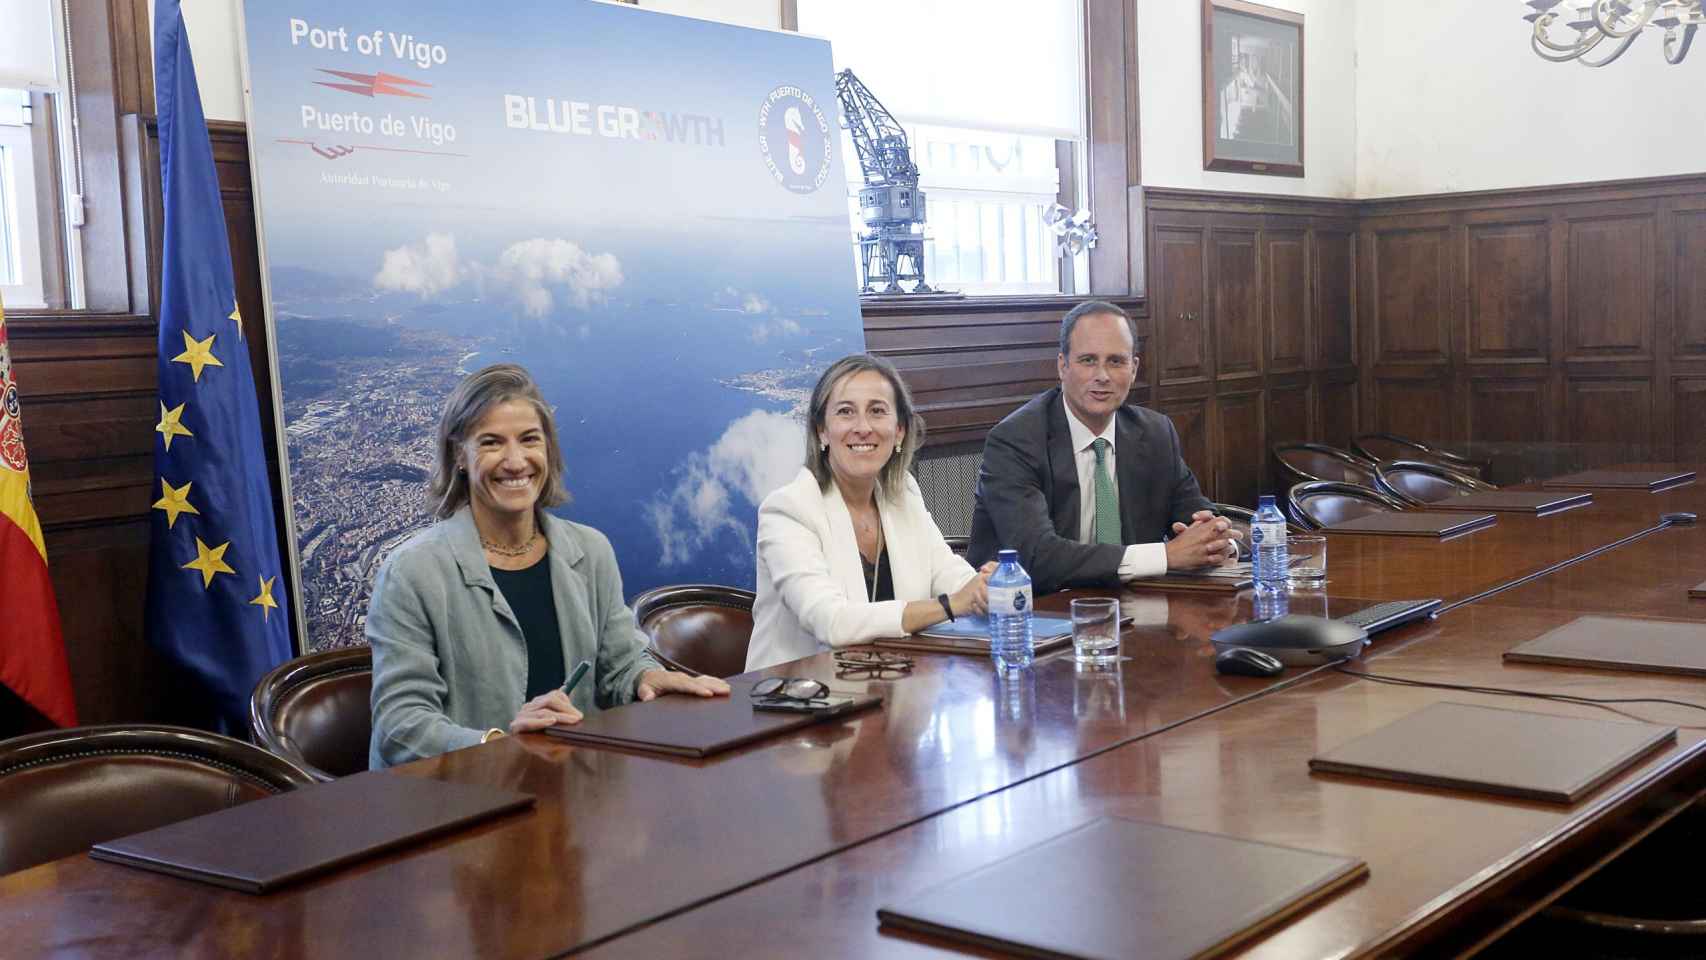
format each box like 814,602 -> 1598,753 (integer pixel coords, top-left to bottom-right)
1565,214 -> 1655,359
1375,377 -> 1450,443
1466,221 -> 1549,362
1372,227 -> 1450,363
1267,383 -> 1312,448
1318,379 -> 1357,450
1469,378 -> 1548,443
1676,379 -> 1706,461
1316,230 -> 1355,367
1675,210 -> 1706,355
1211,230 -> 1260,378
1566,378 -> 1652,447
1155,397 -> 1211,490
1155,228 -> 1208,384
1266,232 -> 1307,372
1214,392 -> 1263,507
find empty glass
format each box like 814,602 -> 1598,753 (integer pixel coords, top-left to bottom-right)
1288,534 -> 1327,584
1070,597 -> 1121,664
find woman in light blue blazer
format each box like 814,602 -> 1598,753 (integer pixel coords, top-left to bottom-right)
747,354 -> 991,671
367,364 -> 728,768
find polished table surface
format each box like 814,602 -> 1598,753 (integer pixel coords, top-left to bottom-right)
5,467 -> 1704,958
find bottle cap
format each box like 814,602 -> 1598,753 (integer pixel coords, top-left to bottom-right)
1258,494 -> 1276,507
997,548 -> 1019,562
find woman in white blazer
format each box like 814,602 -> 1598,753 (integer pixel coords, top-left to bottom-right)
747,354 -> 991,671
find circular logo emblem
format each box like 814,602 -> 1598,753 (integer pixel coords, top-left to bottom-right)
1251,526 -> 1264,544
758,85 -> 832,194
0,408 -> 26,473
1013,591 -> 1028,613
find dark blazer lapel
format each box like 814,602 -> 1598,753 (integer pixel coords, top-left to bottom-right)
1115,405 -> 1149,544
1044,392 -> 1082,540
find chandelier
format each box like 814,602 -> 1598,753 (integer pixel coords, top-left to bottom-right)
1526,1 -> 1704,65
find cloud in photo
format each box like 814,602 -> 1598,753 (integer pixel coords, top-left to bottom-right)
649,409 -> 802,566
748,315 -> 802,344
493,238 -> 625,316
373,232 -> 463,297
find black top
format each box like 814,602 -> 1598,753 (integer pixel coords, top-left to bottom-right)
490,555 -> 565,699
861,547 -> 895,603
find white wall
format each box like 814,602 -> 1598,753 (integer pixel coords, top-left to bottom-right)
160,0 -> 782,123
1138,0 -> 1358,199
1355,0 -> 1706,198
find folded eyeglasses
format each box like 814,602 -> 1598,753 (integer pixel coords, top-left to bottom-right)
749,676 -> 832,703
833,650 -> 915,679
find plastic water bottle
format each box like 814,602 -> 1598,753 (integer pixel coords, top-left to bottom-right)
987,549 -> 1034,671
1252,494 -> 1290,587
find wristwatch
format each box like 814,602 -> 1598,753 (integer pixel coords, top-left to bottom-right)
937,593 -> 956,622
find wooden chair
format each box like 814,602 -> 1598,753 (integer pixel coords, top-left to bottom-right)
1353,432 -> 1491,480
249,646 -> 374,782
1272,443 -> 1379,488
0,724 -> 314,877
1374,459 -> 1495,507
631,584 -> 757,679
1286,481 -> 1407,530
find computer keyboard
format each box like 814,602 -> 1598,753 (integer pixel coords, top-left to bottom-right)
1337,598 -> 1442,635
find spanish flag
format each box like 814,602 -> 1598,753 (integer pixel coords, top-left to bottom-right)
0,295 -> 77,728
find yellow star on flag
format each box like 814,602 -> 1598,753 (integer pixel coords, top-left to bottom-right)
250,575 -> 279,622
229,300 -> 244,339
156,401 -> 194,451
152,478 -> 200,529
183,536 -> 236,589
171,330 -> 224,382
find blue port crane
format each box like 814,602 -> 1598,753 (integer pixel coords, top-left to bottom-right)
834,69 -> 931,294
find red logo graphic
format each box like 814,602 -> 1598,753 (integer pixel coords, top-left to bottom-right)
315,69 -> 431,99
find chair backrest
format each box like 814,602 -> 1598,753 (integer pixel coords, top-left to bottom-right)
1287,481 -> 1407,530
0,724 -> 314,877
1374,459 -> 1494,507
1353,432 -> 1490,479
631,584 -> 757,679
249,646 -> 374,781
1272,443 -> 1378,488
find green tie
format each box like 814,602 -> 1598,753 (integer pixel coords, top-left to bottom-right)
1091,438 -> 1121,545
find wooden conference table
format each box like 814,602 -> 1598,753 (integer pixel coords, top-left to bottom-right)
4,467 -> 1703,959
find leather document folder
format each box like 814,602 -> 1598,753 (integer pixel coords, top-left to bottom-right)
1323,511 -> 1496,538
1309,701 -> 1676,804
1424,490 -> 1592,515
88,770 -> 534,893
543,677 -> 881,758
1690,579 -> 1706,599
1542,468 -> 1696,491
876,817 -> 1367,960
1505,615 -> 1706,678
1124,561 -> 1255,592
875,614 -> 1080,657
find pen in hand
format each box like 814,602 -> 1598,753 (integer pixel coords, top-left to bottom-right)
562,660 -> 592,696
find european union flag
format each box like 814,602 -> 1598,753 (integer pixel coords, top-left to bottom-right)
146,0 -> 292,735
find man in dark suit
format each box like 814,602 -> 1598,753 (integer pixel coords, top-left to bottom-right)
968,300 -> 1238,594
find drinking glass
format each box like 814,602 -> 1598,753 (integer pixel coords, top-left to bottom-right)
1070,597 -> 1120,664
1287,534 -> 1327,584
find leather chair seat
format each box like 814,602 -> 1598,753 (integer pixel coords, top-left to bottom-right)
0,725 -> 313,876
1273,443 -> 1379,488
1375,460 -> 1494,507
250,646 -> 373,781
632,585 -> 756,679
1287,481 -> 1407,530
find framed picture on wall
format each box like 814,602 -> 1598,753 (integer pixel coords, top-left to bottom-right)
1202,0 -> 1304,177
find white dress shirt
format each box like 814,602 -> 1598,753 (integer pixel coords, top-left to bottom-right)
1061,396 -> 1169,579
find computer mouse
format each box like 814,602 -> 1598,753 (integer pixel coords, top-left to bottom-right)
1215,647 -> 1284,677
1210,615 -> 1369,666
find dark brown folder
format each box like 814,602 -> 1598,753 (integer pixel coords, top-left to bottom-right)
1505,615 -> 1706,678
1542,468 -> 1697,491
1123,565 -> 1254,592
88,770 -> 534,893
1690,580 -> 1706,599
1309,701 -> 1675,804
876,817 -> 1366,960
876,633 -> 1074,657
1423,490 -> 1592,515
542,677 -> 881,758
1324,511 -> 1496,538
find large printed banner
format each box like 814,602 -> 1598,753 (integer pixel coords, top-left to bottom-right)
242,2 -> 862,651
